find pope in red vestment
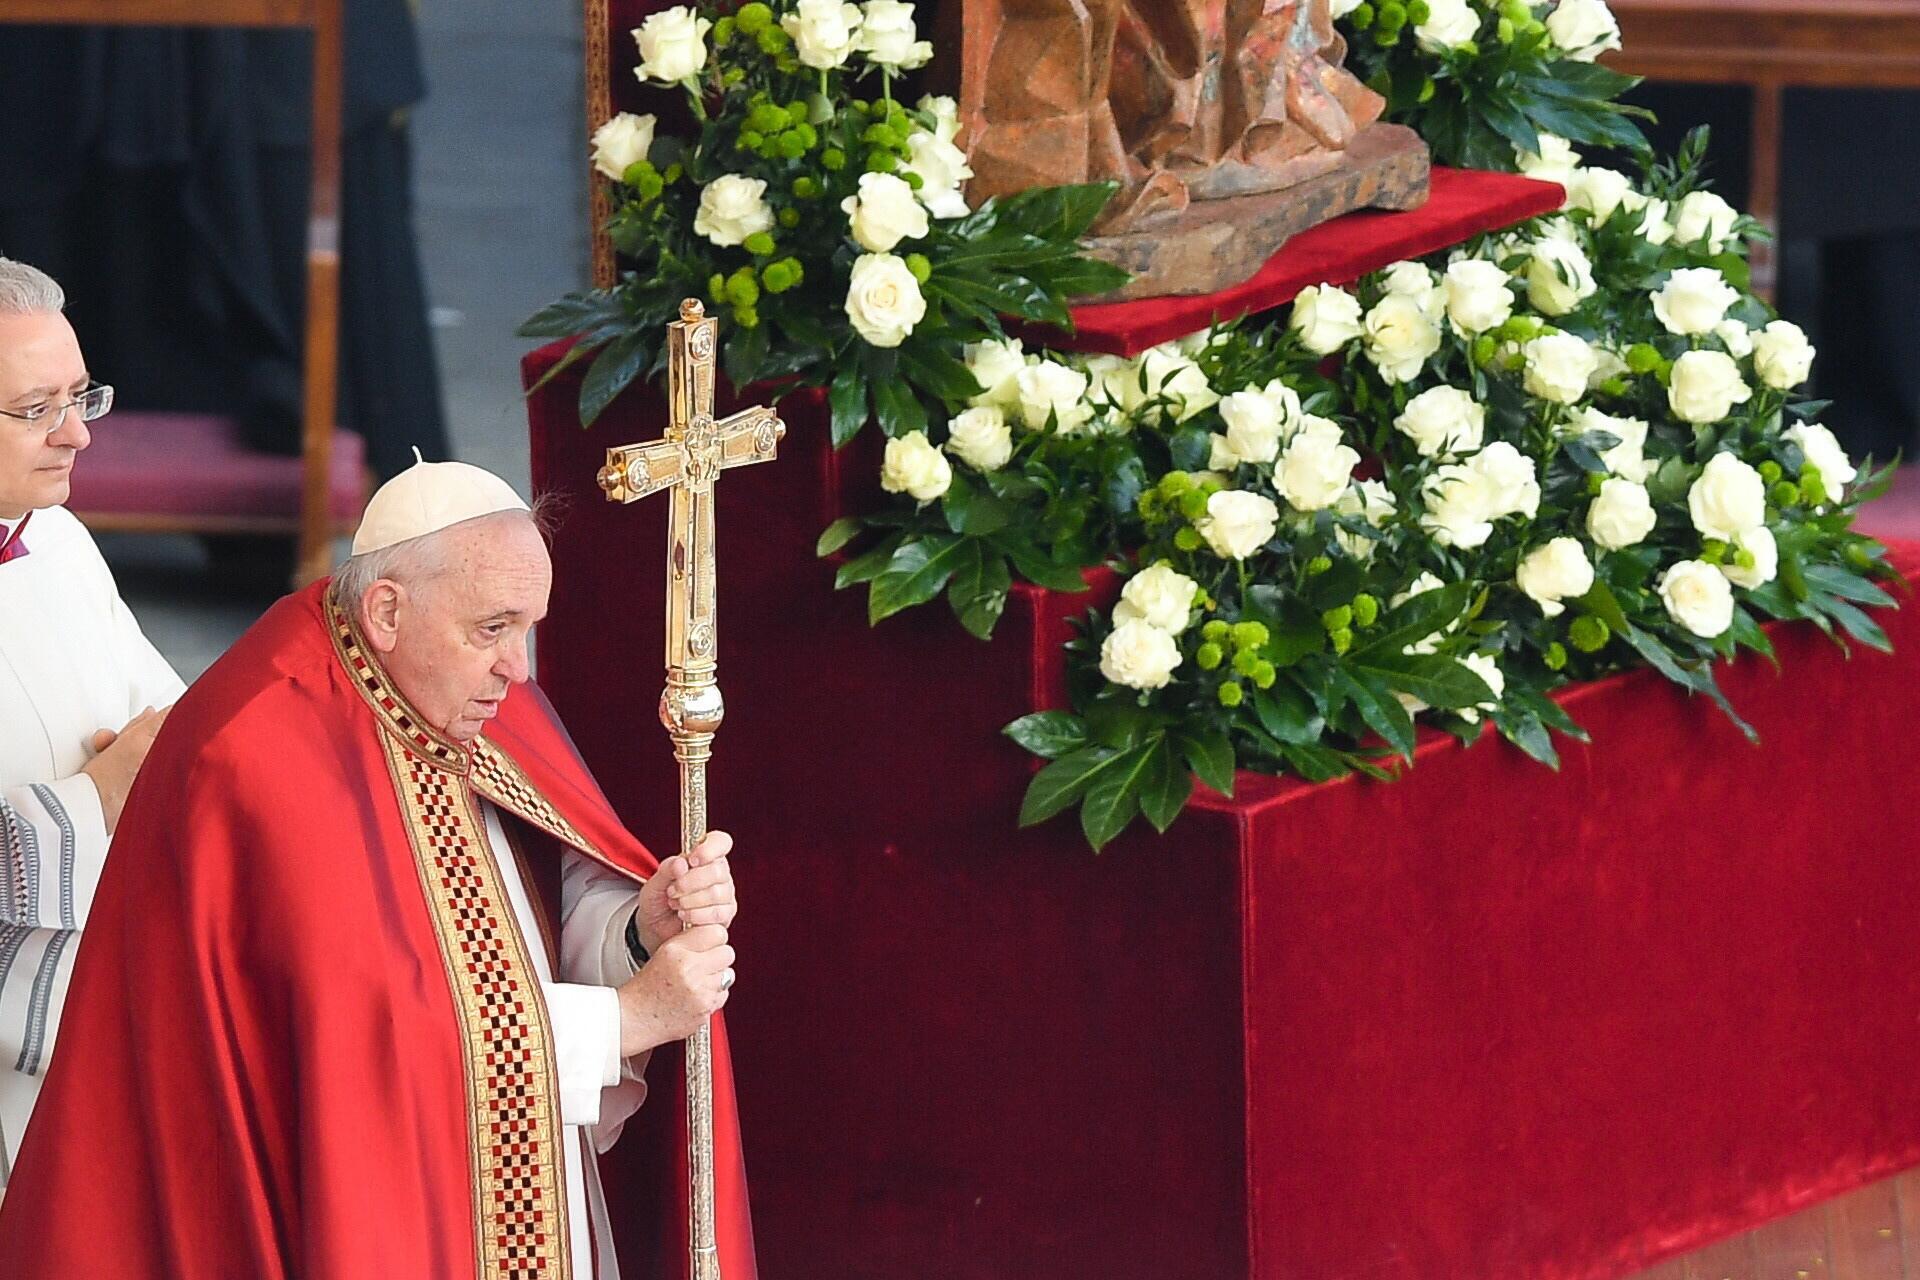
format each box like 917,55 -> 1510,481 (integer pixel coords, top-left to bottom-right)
0,509 -> 755,1277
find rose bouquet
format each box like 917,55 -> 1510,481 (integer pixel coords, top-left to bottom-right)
520,0 -> 1126,429
832,131 -> 1899,848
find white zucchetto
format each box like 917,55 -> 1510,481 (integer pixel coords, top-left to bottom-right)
350,449 -> 531,555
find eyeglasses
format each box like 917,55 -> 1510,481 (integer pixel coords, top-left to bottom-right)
0,383 -> 114,433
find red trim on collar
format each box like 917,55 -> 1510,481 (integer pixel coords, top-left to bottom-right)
0,512 -> 32,565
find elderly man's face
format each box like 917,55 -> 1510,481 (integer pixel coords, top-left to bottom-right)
0,311 -> 92,519
373,515 -> 553,742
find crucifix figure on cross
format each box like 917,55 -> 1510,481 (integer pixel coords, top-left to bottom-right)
597,297 -> 783,1280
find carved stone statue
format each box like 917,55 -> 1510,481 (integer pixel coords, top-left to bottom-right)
942,0 -> 1430,299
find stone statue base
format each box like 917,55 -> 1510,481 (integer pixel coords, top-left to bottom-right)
1083,123 -> 1430,301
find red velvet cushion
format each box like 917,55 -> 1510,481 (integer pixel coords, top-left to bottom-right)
64,411 -> 367,524
1021,167 -> 1566,357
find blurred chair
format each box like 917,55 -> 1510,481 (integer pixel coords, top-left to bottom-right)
1,0 -> 365,585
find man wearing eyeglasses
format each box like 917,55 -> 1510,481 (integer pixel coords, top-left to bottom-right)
0,256 -> 182,1192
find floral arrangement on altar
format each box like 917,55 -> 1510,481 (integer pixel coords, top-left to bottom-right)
531,0 -> 1903,851
518,0 -> 1125,428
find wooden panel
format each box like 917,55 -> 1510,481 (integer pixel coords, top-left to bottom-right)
0,0 -> 315,27
1828,1180 -> 1907,1280
1609,0 -> 1920,88
1751,1202 -> 1833,1280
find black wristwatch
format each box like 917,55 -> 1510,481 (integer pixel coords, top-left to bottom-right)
624,911 -> 649,967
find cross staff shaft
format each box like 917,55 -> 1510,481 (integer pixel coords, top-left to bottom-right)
596,298 -> 782,1280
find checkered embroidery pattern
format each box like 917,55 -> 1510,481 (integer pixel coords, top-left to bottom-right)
470,742 -> 601,862
330,603 -> 467,773
388,741 -> 570,1280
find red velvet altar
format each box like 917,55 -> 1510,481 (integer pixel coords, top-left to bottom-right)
528,344 -> 1920,1280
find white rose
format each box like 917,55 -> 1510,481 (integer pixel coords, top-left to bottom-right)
1687,451 -> 1767,540
879,430 -> 951,501
1290,284 -> 1366,354
1716,319 -> 1754,360
1517,134 -> 1582,188
1658,560 -> 1735,638
783,0 -> 863,68
1546,0 -> 1622,60
1394,385 -> 1485,458
964,337 -> 1027,408
1013,360 -> 1094,434
1667,349 -> 1753,424
1526,233 -> 1598,316
1200,489 -> 1281,560
1470,441 -> 1541,519
1588,344 -> 1630,391
1217,388 -> 1288,464
1625,198 -> 1673,248
857,0 -> 933,68
906,128 -> 973,218
1442,258 -> 1514,334
1416,0 -> 1481,50
1652,267 -> 1741,336
841,171 -> 930,252
693,174 -> 774,247
1114,562 -> 1201,634
1587,477 -> 1657,550
1329,0 -> 1366,14
1276,433 -> 1361,513
1567,166 -> 1635,225
1394,571 -> 1446,608
1523,332 -> 1599,405
1720,524 -> 1779,590
1673,190 -> 1740,253
1100,619 -> 1183,691
590,112 -> 657,181
1751,320 -> 1815,390
1420,463 -> 1496,550
1363,294 -> 1443,384
1139,346 -> 1218,422
1380,260 -> 1444,318
1459,652 -> 1506,723
944,406 -> 1013,472
919,94 -> 960,140
633,6 -> 711,83
1785,422 -> 1857,492
1516,537 -> 1596,618
1334,479 -> 1398,560
844,252 -> 928,348
1084,354 -> 1146,416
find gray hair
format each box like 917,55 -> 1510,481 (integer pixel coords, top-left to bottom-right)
328,500 -> 557,614
0,258 -> 65,316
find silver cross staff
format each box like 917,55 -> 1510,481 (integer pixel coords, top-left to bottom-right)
597,297 -> 783,1280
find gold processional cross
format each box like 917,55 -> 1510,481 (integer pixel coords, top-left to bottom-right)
597,298 -> 783,1280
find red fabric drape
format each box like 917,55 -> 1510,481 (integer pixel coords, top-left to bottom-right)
530,346 -> 1920,1280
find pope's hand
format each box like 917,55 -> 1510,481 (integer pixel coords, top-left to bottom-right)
81,706 -> 170,834
616,924 -> 735,1055
634,829 -> 737,954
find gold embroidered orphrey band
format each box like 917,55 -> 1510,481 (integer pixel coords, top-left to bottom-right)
329,602 -> 601,1279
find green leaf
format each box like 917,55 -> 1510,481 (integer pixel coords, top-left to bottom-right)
869,536 -> 970,624
1081,743 -> 1155,851
578,329 -> 652,426
1355,582 -> 1475,658
1824,596 -> 1894,653
871,374 -> 930,438
1253,682 -> 1324,746
517,291 -> 625,339
941,470 -> 1015,537
898,346 -> 983,403
815,517 -> 863,558
1176,729 -> 1236,798
1495,710 -> 1560,768
1351,652 -> 1495,711
1001,541 -> 1091,593
1725,607 -> 1778,666
830,362 -> 869,447
1332,669 -> 1416,761
835,533 -> 903,588
949,542 -> 1013,639
1137,737 -> 1191,834
1576,579 -> 1632,637
990,181 -> 1119,242
1017,746 -> 1117,828
1801,563 -> 1896,609
1003,711 -> 1090,760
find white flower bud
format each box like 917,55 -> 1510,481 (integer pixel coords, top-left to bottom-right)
1659,560 -> 1735,638
879,430 -> 951,501
1516,536 -> 1595,617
